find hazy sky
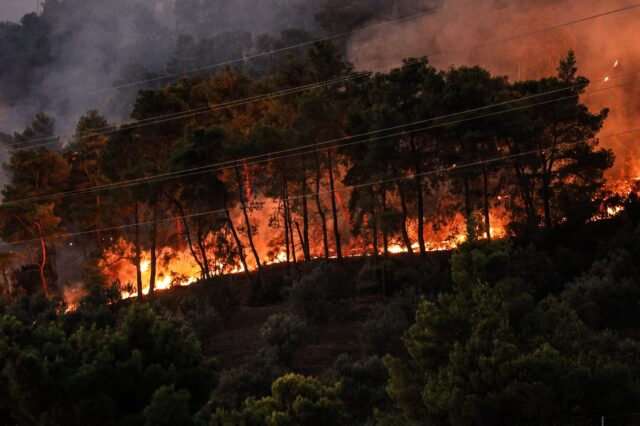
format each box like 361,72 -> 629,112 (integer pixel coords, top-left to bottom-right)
0,0 -> 36,22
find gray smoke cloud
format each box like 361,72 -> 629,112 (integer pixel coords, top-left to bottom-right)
0,0 -> 324,135
345,0 -> 640,177
0,0 -> 35,22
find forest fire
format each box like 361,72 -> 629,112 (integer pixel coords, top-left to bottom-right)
96,171 -> 638,301
4,2 -> 640,424
0,1 -> 639,308
99,205 -> 514,299
99,240 -> 204,298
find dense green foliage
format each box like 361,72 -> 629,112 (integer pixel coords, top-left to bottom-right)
260,314 -> 311,365
0,304 -> 216,425
386,241 -> 640,425
1,218 -> 640,424
211,374 -> 348,426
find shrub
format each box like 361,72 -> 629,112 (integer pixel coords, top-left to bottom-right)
183,304 -> 223,352
0,304 -> 217,426
249,273 -> 292,306
209,351 -> 282,410
289,263 -> 352,324
332,355 -> 390,422
360,291 -> 418,356
355,258 -> 383,294
260,313 -> 310,365
562,249 -> 640,331
386,275 -> 640,425
144,385 -> 192,426
211,373 -> 349,426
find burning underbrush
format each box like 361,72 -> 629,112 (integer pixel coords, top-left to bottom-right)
92,173 -> 640,302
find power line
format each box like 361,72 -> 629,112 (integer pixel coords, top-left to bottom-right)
12,64 -> 637,151
3,1 -> 638,134
7,68 -> 376,149
1,73 -> 636,208
439,2 -> 640,58
0,127 -> 631,249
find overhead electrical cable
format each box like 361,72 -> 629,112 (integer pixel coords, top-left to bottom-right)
2,9 -> 437,111
3,2 -> 638,139
0,126 -> 635,249
1,75 -> 636,208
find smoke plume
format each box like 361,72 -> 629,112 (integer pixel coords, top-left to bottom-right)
345,0 -> 640,176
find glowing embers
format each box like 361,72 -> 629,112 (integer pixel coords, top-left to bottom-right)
603,58 -> 621,82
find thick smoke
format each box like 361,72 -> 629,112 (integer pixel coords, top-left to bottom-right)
0,0 -> 34,22
0,0 -> 323,288
0,0 -> 324,135
345,0 -> 640,177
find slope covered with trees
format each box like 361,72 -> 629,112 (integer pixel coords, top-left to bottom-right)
0,20 -> 639,425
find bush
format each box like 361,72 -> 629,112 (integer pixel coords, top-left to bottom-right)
61,273 -> 120,332
356,256 -> 452,297
6,293 -> 63,326
0,304 -> 218,426
144,385 -> 192,426
386,263 -> 640,425
355,258 -> 383,294
289,263 -> 353,324
209,351 -> 283,410
159,280 -> 238,322
211,373 -> 349,426
260,313 -> 310,365
360,291 -> 418,356
332,355 -> 390,422
249,273 -> 292,306
562,249 -> 640,331
174,295 -> 224,348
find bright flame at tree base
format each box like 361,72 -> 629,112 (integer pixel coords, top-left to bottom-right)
98,177 -> 639,300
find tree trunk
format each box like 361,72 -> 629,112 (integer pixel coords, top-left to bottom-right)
463,176 -> 474,239
371,210 -> 379,258
483,167 -> 491,241
134,203 -> 143,300
167,194 -> 207,279
327,149 -> 342,260
148,221 -> 157,296
301,157 -> 311,261
225,201 -> 250,278
287,197 -> 298,266
410,137 -> 426,255
295,221 -> 306,260
37,230 -> 49,299
314,153 -> 330,259
381,187 -> 389,257
1,268 -> 8,289
393,166 -> 413,254
283,197 -> 291,266
280,179 -> 291,265
398,186 -> 414,254
235,166 -> 262,271
542,174 -> 552,228
514,165 -> 537,230
196,221 -> 211,279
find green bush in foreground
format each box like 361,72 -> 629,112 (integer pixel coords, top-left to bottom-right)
385,244 -> 640,425
0,304 -> 217,426
289,263 -> 352,324
260,313 -> 310,365
209,352 -> 283,411
143,386 -> 192,426
211,373 -> 348,426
